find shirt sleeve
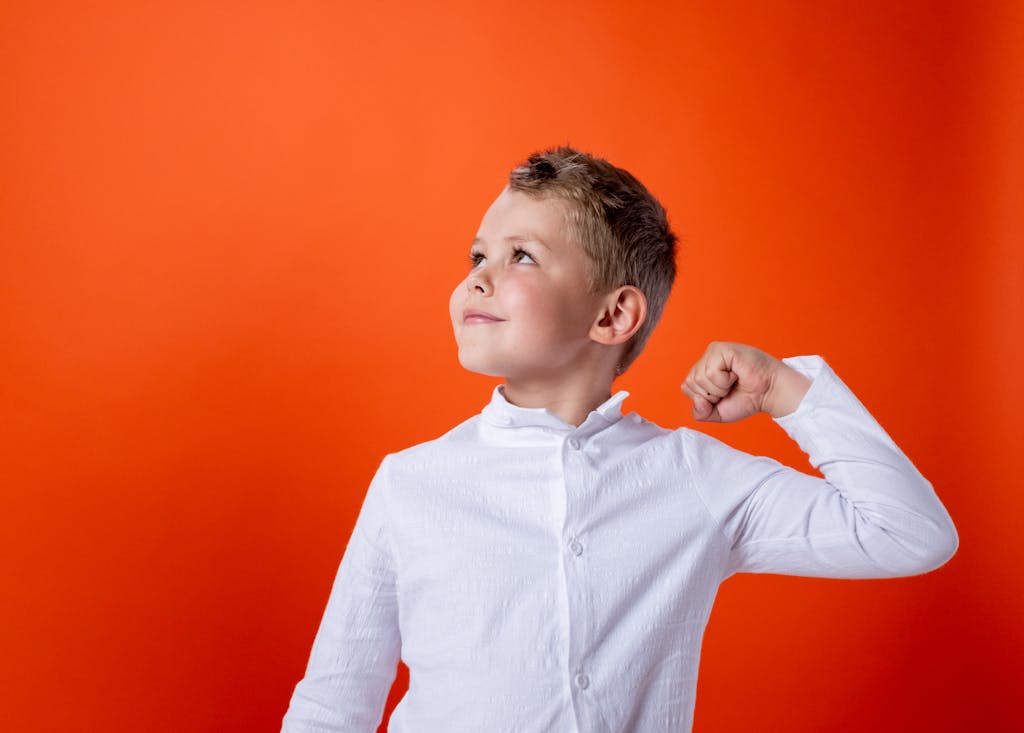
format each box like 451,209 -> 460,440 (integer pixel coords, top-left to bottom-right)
281,457 -> 402,732
686,356 -> 959,578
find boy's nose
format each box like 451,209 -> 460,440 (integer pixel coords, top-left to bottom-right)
467,270 -> 492,295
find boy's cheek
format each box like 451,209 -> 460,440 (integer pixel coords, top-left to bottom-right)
498,280 -> 542,314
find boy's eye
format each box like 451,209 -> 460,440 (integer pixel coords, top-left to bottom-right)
469,251 -> 486,269
512,248 -> 536,265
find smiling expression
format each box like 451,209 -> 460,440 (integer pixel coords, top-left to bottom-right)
449,188 -> 607,383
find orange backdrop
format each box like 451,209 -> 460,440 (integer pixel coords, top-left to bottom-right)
2,1 -> 1021,731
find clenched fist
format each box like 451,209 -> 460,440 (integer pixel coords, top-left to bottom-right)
681,342 -> 812,422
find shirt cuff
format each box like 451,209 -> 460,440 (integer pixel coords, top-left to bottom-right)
773,355 -> 828,425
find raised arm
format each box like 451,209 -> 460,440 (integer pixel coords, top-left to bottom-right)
281,459 -> 401,732
681,342 -> 958,578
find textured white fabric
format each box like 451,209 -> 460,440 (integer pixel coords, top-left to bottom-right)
281,356 -> 957,732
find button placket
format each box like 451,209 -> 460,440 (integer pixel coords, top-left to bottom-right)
562,429 -> 595,709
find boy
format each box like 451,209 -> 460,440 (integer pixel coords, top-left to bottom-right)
281,147 -> 957,732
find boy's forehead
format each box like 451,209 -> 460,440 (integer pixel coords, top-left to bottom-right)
476,188 -> 571,246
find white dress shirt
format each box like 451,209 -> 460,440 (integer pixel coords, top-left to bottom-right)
281,356 -> 957,732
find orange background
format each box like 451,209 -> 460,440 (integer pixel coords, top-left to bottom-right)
2,2 -> 1021,731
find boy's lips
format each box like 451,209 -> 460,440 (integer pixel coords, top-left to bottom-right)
463,309 -> 506,324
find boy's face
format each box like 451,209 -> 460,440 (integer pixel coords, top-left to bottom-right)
449,188 -> 606,382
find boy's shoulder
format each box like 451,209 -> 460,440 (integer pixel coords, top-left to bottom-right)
380,411 -> 484,469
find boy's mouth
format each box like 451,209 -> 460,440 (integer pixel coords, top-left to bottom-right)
463,309 -> 505,324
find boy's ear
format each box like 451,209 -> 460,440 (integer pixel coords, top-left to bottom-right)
590,286 -> 647,346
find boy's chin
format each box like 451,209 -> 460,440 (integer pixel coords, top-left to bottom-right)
456,352 -> 507,379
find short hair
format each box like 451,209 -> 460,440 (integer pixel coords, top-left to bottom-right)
508,146 -> 677,373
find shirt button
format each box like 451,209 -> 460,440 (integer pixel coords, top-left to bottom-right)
569,539 -> 584,556
501,416 -> 513,426
567,437 -> 581,450
574,673 -> 590,690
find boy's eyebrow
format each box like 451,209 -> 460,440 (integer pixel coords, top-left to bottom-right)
471,234 -> 552,251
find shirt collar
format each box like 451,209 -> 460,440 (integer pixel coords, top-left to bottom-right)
480,385 -> 630,434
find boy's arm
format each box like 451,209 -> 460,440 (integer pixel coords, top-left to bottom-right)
281,458 -> 401,732
681,342 -> 958,578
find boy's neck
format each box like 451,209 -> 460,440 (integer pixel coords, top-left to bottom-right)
501,377 -> 616,427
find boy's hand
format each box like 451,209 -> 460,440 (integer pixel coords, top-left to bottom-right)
681,342 -> 812,422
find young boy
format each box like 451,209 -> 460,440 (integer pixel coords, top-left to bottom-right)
280,147 -> 958,732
